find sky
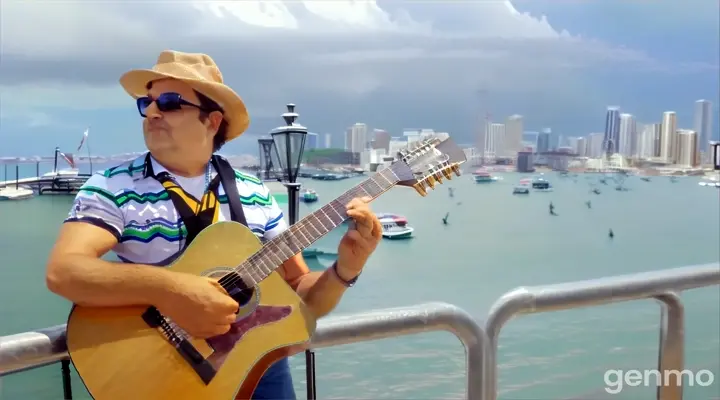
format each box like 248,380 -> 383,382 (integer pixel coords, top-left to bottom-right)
0,0 -> 718,158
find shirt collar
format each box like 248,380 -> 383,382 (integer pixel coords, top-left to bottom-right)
144,152 -> 216,179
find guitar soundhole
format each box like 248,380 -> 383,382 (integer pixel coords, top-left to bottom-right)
217,271 -> 254,307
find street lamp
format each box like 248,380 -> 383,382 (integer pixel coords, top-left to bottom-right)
269,103 -> 316,400
270,103 -> 308,225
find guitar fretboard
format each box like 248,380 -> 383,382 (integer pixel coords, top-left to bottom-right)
233,166 -> 400,284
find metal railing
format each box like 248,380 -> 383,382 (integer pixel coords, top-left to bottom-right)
0,262 -> 718,400
0,302 -> 488,399
484,262 -> 720,400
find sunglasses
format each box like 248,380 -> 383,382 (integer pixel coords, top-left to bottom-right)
136,92 -> 213,117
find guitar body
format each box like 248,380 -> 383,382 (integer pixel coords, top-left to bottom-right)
66,221 -> 316,400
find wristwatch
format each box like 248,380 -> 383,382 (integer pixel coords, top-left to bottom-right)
332,262 -> 360,287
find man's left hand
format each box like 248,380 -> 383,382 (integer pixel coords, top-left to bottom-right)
336,196 -> 382,280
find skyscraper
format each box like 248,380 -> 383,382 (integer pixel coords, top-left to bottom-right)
504,115 -> 524,157
660,111 -> 677,163
485,123 -> 506,159
693,100 -> 713,155
676,130 -> 698,167
603,107 -> 621,155
618,113 -> 636,157
537,128 -> 551,153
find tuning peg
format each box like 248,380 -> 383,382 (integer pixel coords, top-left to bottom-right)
433,171 -> 444,183
413,182 -> 427,197
451,164 -> 461,177
441,167 -> 452,180
425,175 -> 437,188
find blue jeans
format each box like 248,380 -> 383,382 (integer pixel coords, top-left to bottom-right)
251,357 -> 297,400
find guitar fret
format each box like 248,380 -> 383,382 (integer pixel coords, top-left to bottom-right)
234,166 -> 401,283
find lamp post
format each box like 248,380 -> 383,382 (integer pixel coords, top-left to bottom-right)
270,103 -> 316,400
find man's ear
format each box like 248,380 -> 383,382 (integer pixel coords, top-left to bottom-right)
209,111 -> 223,132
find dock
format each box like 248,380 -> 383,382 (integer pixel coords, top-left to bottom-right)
0,148 -> 92,195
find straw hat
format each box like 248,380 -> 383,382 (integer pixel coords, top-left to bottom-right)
119,50 -> 250,141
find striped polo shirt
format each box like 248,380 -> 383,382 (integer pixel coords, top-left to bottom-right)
64,153 -> 288,266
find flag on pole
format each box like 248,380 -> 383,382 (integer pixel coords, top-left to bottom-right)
77,127 -> 89,151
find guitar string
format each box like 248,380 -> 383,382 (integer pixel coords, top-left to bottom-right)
216,166 -> 400,289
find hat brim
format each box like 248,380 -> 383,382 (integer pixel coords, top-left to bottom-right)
119,69 -> 250,142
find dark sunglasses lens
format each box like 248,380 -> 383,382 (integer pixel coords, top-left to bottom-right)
155,93 -> 183,112
136,97 -> 152,117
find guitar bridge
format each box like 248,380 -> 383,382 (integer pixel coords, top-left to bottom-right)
142,306 -> 217,385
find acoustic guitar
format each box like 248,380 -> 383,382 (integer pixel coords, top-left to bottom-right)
65,133 -> 467,399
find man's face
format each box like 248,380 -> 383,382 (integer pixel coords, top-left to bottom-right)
142,79 -> 218,162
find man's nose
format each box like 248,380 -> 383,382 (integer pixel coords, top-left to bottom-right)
145,101 -> 162,120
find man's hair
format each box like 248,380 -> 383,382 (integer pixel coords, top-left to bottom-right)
145,81 -> 229,152
193,90 -> 229,152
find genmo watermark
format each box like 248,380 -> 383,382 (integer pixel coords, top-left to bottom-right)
604,369 -> 715,394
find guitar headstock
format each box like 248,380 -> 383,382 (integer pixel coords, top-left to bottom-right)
389,133 -> 468,196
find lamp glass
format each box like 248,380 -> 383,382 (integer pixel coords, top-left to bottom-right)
272,129 -> 307,183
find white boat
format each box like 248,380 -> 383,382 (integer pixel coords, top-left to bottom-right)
698,180 -> 720,188
0,186 -> 34,200
531,175 -> 553,192
377,213 -> 414,240
472,168 -> 500,183
513,178 -> 531,194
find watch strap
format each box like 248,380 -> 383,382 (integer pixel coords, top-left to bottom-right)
331,262 -> 360,287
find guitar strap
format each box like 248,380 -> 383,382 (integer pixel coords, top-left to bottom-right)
145,153 -> 248,250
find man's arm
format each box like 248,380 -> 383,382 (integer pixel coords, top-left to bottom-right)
46,222 -> 176,307
46,174 -> 175,307
278,255 -> 349,318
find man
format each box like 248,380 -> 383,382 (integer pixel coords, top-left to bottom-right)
45,50 -> 382,400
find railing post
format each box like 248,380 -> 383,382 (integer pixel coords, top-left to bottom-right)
61,359 -> 72,399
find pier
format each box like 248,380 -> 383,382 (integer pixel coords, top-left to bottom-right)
0,262 -> 717,399
0,149 -> 92,195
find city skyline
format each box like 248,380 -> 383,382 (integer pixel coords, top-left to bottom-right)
1,1 -> 717,158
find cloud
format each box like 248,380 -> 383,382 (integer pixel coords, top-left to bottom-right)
0,0 -> 712,140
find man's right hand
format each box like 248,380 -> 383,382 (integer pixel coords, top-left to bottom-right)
155,273 -> 239,339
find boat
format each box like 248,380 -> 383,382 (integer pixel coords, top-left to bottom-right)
513,178 -> 531,194
531,176 -> 553,192
472,168 -> 499,183
301,189 -> 318,203
377,213 -> 414,240
0,186 -> 34,200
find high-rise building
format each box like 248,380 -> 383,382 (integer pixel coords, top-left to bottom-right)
603,107 -> 621,155
305,132 -> 319,150
485,123 -> 506,159
676,129 -> 698,167
636,124 -> 655,159
372,129 -> 390,152
650,123 -> 662,157
660,112 -> 677,163
693,100 -> 713,155
618,113 -> 636,157
537,129 -> 551,153
576,137 -> 587,157
324,133 -> 332,148
587,133 -> 604,158
504,115 -> 524,158
348,123 -> 367,153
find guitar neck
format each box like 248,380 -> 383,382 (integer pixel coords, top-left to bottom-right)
236,166 -> 400,283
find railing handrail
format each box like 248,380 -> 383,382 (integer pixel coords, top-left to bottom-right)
0,302 -> 488,399
484,262 -> 720,400
1,263 -> 719,400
